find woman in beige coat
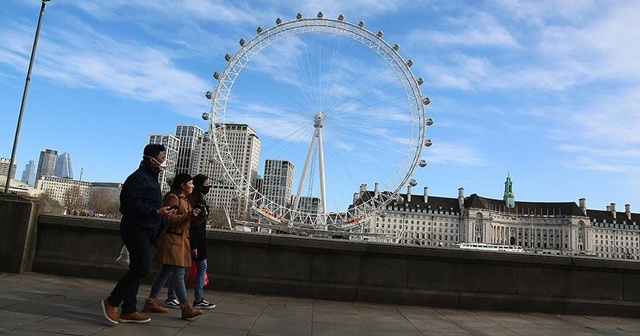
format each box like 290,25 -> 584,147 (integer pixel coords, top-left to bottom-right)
142,173 -> 202,320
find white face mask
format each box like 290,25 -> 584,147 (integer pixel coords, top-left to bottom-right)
145,155 -> 167,169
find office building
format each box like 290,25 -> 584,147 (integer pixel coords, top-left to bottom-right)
261,159 -> 294,212
37,176 -> 91,209
174,125 -> 205,175
20,160 -> 37,187
0,157 -> 18,180
54,152 -> 73,179
148,134 -> 180,195
357,176 -> 640,260
36,148 -> 58,182
37,177 -> 121,212
192,123 -> 260,219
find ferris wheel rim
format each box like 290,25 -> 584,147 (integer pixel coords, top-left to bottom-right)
208,13 -> 429,227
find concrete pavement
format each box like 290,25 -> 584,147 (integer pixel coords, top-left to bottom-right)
1,272 -> 640,335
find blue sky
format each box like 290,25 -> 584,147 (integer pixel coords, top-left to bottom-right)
1,0 -> 639,213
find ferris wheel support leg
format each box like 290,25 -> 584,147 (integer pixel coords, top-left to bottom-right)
317,127 -> 327,226
293,132 -> 317,213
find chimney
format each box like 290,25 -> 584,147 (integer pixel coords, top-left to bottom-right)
606,205 -> 611,212
374,182 -> 379,198
611,203 -> 616,219
626,204 -> 631,220
458,187 -> 464,211
407,185 -> 412,202
579,198 -> 586,214
423,186 -> 428,204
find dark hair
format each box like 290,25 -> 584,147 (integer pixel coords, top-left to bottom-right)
170,173 -> 193,193
192,174 -> 209,188
143,144 -> 166,159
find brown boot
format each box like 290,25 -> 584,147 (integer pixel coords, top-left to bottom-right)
143,298 -> 168,313
119,311 -> 151,324
180,303 -> 202,320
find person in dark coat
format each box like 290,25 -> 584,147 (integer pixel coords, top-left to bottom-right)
164,174 -> 215,309
101,144 -> 176,325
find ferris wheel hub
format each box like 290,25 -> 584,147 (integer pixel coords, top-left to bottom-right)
314,112 -> 325,128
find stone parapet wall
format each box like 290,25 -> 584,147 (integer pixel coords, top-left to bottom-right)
19,213 -> 640,316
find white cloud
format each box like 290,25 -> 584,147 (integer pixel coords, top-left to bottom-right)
407,12 -> 519,48
1,15 -> 210,113
424,142 -> 486,167
561,156 -> 633,173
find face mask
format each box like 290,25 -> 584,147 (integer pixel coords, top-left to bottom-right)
201,186 -> 211,195
144,155 -> 167,169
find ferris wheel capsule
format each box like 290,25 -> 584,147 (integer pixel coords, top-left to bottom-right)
417,77 -> 424,85
425,118 -> 433,126
205,91 -> 213,99
358,21 -> 365,27
256,26 -> 263,34
424,139 -> 433,147
317,12 -> 323,18
409,179 -> 417,187
406,59 -> 413,67
296,13 -> 303,20
213,71 -> 220,80
376,31 -> 383,38
423,97 -> 430,105
202,112 -> 210,120
276,17 -> 282,25
239,38 -> 245,46
337,14 -> 344,21
224,54 -> 231,62
418,160 -> 427,167
393,43 -> 400,51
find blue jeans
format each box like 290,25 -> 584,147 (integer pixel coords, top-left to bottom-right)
149,265 -> 188,304
168,259 -> 207,300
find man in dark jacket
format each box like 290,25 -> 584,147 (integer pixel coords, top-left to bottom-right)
101,144 -> 176,324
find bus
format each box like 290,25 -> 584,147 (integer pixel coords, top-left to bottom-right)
457,243 -> 525,253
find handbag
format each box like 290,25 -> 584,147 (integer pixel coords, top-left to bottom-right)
115,245 -> 129,266
186,261 -> 210,288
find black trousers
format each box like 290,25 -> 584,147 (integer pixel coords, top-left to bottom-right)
107,230 -> 154,314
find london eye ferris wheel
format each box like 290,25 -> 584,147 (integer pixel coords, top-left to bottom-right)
202,12 -> 433,230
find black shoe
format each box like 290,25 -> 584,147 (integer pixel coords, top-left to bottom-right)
164,297 -> 181,309
193,299 -> 216,309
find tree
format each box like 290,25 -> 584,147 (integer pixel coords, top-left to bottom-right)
88,188 -> 121,218
104,199 -> 120,218
36,190 -> 65,214
63,185 -> 84,214
210,206 -> 231,229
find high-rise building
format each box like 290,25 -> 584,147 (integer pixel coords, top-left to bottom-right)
21,160 -> 36,187
148,134 -> 180,195
297,196 -> 321,216
36,148 -> 58,183
54,152 -> 73,179
0,157 -> 18,180
262,159 -> 294,211
193,123 -> 260,219
174,125 -> 205,175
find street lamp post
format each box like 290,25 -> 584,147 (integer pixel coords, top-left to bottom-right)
4,0 -> 51,194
